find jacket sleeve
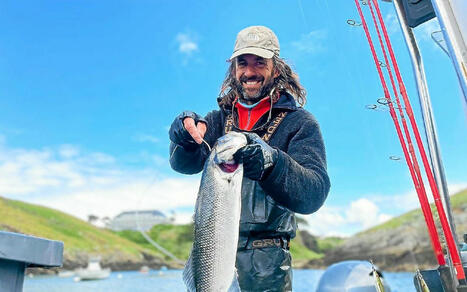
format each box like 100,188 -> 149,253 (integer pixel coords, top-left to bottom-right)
169,110 -> 220,174
259,115 -> 330,214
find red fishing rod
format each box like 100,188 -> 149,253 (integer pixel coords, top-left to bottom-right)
353,0 -> 446,266
369,0 -> 466,282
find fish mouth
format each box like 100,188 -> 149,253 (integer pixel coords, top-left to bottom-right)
218,162 -> 239,173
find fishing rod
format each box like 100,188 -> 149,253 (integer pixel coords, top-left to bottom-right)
369,0 -> 466,283
353,0 -> 445,267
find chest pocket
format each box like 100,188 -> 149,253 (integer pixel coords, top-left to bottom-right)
225,111 -> 289,225
240,178 -> 268,223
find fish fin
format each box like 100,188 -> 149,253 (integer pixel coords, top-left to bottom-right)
182,254 -> 196,292
228,269 -> 241,292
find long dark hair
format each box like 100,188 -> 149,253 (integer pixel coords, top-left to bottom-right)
218,55 -> 307,107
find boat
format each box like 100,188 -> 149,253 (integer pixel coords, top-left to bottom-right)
316,261 -> 391,292
57,269 -> 74,278
74,258 -> 111,281
139,265 -> 150,274
315,0 -> 467,291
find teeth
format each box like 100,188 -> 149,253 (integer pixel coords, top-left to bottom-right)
245,81 -> 259,85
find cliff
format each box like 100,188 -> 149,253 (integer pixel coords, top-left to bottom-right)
308,188 -> 467,271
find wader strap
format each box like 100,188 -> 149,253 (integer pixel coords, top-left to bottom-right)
224,111 -> 288,143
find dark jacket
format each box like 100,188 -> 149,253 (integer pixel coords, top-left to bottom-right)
169,92 -> 330,241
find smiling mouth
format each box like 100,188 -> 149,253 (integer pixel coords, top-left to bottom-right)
242,80 -> 263,90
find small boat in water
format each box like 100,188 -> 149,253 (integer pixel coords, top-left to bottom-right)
57,269 -> 74,278
75,258 -> 111,281
139,265 -> 150,274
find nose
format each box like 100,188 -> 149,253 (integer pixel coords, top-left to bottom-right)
244,64 -> 256,77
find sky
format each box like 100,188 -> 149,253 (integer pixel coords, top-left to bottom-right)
0,0 -> 466,237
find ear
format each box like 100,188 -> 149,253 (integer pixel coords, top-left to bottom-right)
273,68 -> 279,78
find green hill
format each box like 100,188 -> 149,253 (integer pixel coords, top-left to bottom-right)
318,188 -> 467,271
0,196 -> 164,268
0,195 -> 342,270
362,188 -> 467,235
118,224 -> 341,263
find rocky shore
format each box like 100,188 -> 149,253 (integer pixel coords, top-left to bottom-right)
305,198 -> 467,272
27,251 -> 182,275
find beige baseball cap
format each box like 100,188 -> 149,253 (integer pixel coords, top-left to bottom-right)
230,26 -> 280,60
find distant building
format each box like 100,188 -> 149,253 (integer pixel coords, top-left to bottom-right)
109,210 -> 168,231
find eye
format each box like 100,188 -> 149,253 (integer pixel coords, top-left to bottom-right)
237,61 -> 246,68
256,60 -> 266,68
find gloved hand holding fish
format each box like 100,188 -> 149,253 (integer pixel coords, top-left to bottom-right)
233,132 -> 278,181
183,132 -> 247,292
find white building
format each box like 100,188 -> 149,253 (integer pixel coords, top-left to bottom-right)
109,210 -> 168,231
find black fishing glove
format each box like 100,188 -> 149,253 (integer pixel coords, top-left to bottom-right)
169,111 -> 207,151
233,132 -> 278,181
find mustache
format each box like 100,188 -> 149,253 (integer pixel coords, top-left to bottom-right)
239,75 -> 264,83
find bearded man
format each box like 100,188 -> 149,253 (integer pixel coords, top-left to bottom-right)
169,26 -> 330,291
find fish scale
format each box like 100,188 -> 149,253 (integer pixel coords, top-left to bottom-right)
183,132 -> 247,292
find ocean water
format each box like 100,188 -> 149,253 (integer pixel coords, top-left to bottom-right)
24,269 -> 416,292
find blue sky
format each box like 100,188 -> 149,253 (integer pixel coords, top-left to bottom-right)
1,0 -> 466,236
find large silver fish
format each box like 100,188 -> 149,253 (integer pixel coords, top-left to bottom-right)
183,132 -> 247,292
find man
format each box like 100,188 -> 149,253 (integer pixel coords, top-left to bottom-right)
169,26 -> 330,291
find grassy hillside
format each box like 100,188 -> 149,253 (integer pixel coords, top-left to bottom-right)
290,230 -> 322,260
0,196 -> 159,260
316,236 -> 345,253
117,224 -> 194,261
1,195 -> 342,266
360,188 -> 467,235
119,224 -> 337,262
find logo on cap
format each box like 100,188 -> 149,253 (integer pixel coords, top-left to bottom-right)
247,33 -> 260,41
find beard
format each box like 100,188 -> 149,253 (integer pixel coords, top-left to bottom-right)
232,74 -> 276,103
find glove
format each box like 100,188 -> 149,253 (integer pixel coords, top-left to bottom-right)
233,132 -> 278,181
169,111 -> 207,151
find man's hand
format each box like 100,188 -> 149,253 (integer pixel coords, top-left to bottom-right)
183,116 -> 207,144
233,132 -> 278,181
169,111 -> 207,150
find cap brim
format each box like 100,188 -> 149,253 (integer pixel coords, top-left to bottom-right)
230,47 -> 275,60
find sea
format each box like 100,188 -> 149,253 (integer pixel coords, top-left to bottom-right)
24,269 -> 416,292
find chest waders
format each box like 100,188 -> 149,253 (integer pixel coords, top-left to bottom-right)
225,111 -> 293,292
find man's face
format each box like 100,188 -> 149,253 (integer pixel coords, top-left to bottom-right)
234,54 -> 278,101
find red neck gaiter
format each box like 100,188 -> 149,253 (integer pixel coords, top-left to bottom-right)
234,96 -> 271,131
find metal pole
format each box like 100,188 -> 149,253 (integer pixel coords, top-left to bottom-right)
392,0 -> 461,286
392,0 -> 459,245
430,0 -> 467,107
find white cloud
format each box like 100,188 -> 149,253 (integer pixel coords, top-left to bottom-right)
2,138 -> 465,236
58,144 -> 80,159
176,33 -> 199,55
304,198 -> 393,237
172,211 -> 195,225
449,183 -> 467,194
134,133 -> 159,144
384,13 -> 400,36
305,183 -> 467,237
0,141 -> 201,222
370,182 -> 467,213
36,177 -> 200,221
291,30 -> 327,54
346,198 -> 391,228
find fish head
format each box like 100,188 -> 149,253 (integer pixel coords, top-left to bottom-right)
212,132 -> 247,175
